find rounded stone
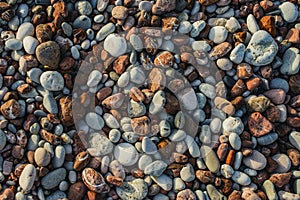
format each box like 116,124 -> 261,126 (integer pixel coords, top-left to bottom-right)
272,154 -> 291,173
232,171 -> 251,186
41,168 -> 67,190
229,132 -> 241,150
34,147 -> 51,167
0,130 -> 6,151
76,1 -> 93,15
208,26 -> 228,44
85,112 -> 104,130
114,143 -> 138,166
142,137 -> 157,154
279,2 -> 298,23
52,145 -> 66,168
222,117 -> 244,135
180,163 -> 195,182
5,39 -> 22,50
116,179 -> 148,200
73,15 -> 91,30
201,145 -> 220,173
87,70 -> 102,87
244,30 -> 278,66
16,22 -> 34,40
230,43 -> 245,64
243,150 -> 267,170
89,133 -> 113,156
23,36 -> 39,54
280,47 -> 300,75
104,34 -> 127,57
216,58 -> 233,71
19,164 -> 36,192
40,71 -> 64,91
36,41 -> 60,69
270,78 -> 289,93
289,131 -> 300,151
144,160 -> 168,176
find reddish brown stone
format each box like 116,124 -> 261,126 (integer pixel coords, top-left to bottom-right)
287,149 -> 300,166
260,66 -> 273,79
195,170 -> 215,183
269,172 -> 292,188
225,150 -> 235,165
233,31 -> 247,43
286,28 -> 300,43
0,188 -> 14,200
164,92 -> 180,115
131,116 -> 150,135
142,89 -> 154,104
74,151 -> 90,171
209,42 -> 232,60
260,0 -> 274,12
59,96 -> 74,126
228,190 -> 242,200
102,93 -> 125,109
68,182 -> 87,200
265,105 -> 280,122
96,87 -> 112,102
129,87 -> 145,102
40,129 -> 62,145
36,24 -> 53,43
113,55 -> 129,75
106,175 -> 123,187
259,16 -> 276,37
154,51 -> 174,68
53,0 -> 68,18
1,99 -> 21,119
220,178 -> 233,194
287,117 -> 300,128
266,157 -> 279,173
231,96 -> 245,109
149,67 -> 166,92
253,4 -> 264,19
82,168 -> 110,193
237,63 -> 253,79
152,0 -> 176,14
198,0 -> 218,5
231,79 -> 246,98
171,153 -> 188,163
248,112 -> 273,137
217,143 -> 229,162
162,17 -> 178,31
60,57 -> 75,71
245,77 -> 261,91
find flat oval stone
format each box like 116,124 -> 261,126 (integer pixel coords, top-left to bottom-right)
201,145 -> 220,173
43,94 -> 58,114
272,154 -> 291,173
130,67 -> 146,84
270,78 -> 289,93
73,15 -> 91,30
40,71 -> 64,91
116,179 -> 148,200
36,41 -> 60,69
23,36 -> 39,54
114,143 -> 138,166
180,163 -> 195,182
85,112 -> 104,130
289,131 -> 300,151
41,168 -> 66,190
257,132 -> 278,146
244,30 -> 278,66
144,160 -> 167,176
5,39 -> 22,50
220,164 -> 234,178
87,70 -> 102,87
178,87 -> 198,111
243,150 -> 267,170
52,145 -> 65,168
230,43 -> 245,64
229,132 -> 241,150
169,130 -> 186,142
96,22 -> 115,41
232,171 -> 251,186
0,130 -> 6,151
159,120 -> 171,137
16,22 -> 34,40
103,113 -> 119,129
262,180 -> 278,200
19,164 -> 36,192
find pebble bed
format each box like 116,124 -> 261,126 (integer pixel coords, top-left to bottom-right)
0,0 -> 300,200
